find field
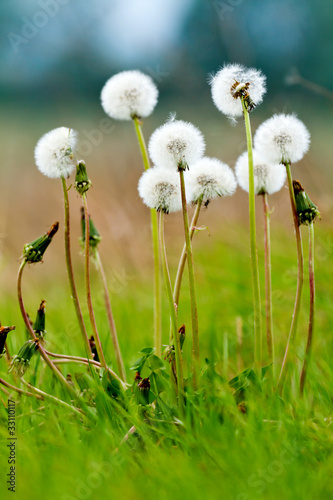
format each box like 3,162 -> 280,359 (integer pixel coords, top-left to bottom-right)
0,100 -> 333,500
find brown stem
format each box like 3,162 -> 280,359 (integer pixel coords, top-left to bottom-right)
277,164 -> 304,391
95,250 -> 126,382
17,260 -> 77,398
0,377 -> 44,400
300,222 -> 315,394
83,195 -> 107,369
61,177 -> 92,358
263,194 -> 274,371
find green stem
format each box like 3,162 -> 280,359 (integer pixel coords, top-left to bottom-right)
277,163 -> 304,390
82,195 -> 107,369
173,198 -> 203,312
132,117 -> 161,357
21,379 -> 83,417
241,99 -> 262,375
300,222 -> 315,395
61,177 -> 91,358
0,377 -> 44,400
179,169 -> 200,391
159,211 -> 185,415
17,260 -> 77,398
95,250 -> 126,382
263,193 -> 275,374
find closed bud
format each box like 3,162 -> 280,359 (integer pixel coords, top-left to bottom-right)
33,300 -> 46,340
22,222 -> 59,263
136,377 -> 151,406
75,160 -> 92,195
80,208 -> 102,253
293,180 -> 320,226
8,339 -> 39,377
0,325 -> 15,358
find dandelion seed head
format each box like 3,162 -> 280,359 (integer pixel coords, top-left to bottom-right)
34,127 -> 78,179
210,63 -> 266,119
186,157 -> 237,203
138,167 -> 182,214
235,150 -> 287,195
101,70 -> 158,121
254,114 -> 310,164
148,120 -> 205,171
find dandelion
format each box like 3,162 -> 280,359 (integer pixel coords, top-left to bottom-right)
186,157 -> 237,203
101,70 -> 161,356
34,127 -> 78,179
235,151 -> 286,196
256,115 -> 312,390
210,64 -> 266,373
148,119 -> 205,171
0,325 -> 15,360
34,130 -> 90,358
101,70 -> 158,121
210,63 -> 266,119
254,114 -> 310,165
138,167 -> 182,214
149,118 -> 204,389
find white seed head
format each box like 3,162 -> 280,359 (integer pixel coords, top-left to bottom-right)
210,63 -> 266,118
101,70 -> 158,121
148,119 -> 205,171
186,157 -> 237,203
254,114 -> 310,164
34,127 -> 78,179
138,167 -> 182,214
235,150 -> 287,195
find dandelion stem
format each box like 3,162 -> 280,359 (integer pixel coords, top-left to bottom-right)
0,377 -> 44,400
49,356 -> 127,390
82,195 -> 107,370
61,177 -> 91,358
179,169 -> 200,390
262,193 -> 275,374
21,379 -> 83,417
17,260 -> 77,397
277,162 -> 304,390
300,221 -> 315,395
159,211 -> 185,415
95,250 -> 126,382
241,98 -> 262,375
173,197 -> 203,312
132,117 -> 162,357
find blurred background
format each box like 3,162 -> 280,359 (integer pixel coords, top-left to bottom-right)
1,0 -> 332,363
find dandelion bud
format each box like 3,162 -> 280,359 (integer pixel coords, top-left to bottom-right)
179,324 -> 186,350
210,64 -> 266,119
88,335 -> 99,362
148,119 -> 205,171
138,167 -> 182,214
80,208 -> 102,252
293,180 -> 320,226
101,70 -> 158,121
235,150 -> 286,195
35,127 -> 78,179
186,157 -> 237,203
136,377 -> 151,406
22,222 -> 59,263
33,300 -> 46,340
8,339 -> 39,377
254,114 -> 310,165
0,325 -> 15,358
75,161 -> 92,196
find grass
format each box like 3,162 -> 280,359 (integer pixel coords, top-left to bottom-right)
1,211 -> 333,500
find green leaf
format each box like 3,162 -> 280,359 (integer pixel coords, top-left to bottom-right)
129,355 -> 147,372
147,354 -> 165,372
139,347 -> 155,355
